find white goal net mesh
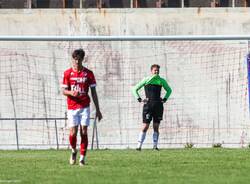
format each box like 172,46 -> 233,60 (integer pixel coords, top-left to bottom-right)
0,40 -> 249,149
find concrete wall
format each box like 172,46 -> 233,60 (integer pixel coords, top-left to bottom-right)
0,8 -> 250,149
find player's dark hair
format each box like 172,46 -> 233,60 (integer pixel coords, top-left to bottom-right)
151,64 -> 160,70
72,49 -> 85,61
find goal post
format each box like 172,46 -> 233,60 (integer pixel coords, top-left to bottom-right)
0,35 -> 249,149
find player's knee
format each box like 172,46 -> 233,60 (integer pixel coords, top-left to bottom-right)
81,132 -> 88,136
81,129 -> 88,136
70,129 -> 77,136
142,124 -> 149,132
70,131 -> 77,137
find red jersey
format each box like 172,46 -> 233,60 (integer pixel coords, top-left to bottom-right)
62,67 -> 96,110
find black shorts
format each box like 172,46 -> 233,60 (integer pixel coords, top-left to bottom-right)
142,101 -> 164,123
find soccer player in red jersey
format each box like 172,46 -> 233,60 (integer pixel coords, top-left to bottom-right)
61,49 -> 102,166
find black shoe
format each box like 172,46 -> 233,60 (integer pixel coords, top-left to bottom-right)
69,151 -> 77,165
153,147 -> 160,151
136,147 -> 141,151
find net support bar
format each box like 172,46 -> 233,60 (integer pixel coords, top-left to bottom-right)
0,35 -> 250,41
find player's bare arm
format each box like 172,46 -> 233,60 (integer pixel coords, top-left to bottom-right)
62,88 -> 79,97
90,87 -> 103,121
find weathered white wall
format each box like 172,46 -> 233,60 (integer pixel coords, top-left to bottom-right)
1,8 -> 250,35
0,8 -> 250,149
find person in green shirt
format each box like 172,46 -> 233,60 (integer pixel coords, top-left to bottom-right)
132,64 -> 172,151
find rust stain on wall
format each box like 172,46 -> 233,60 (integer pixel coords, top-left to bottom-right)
197,7 -> 201,15
74,9 -> 77,20
98,8 -> 107,17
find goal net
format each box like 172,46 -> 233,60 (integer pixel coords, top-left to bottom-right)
0,38 -> 249,149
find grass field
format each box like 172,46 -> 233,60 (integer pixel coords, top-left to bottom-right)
1,148 -> 250,184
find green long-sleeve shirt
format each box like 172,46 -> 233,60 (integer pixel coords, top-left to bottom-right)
132,74 -> 172,101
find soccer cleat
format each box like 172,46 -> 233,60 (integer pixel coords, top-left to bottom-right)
79,159 -> 85,166
136,147 -> 141,151
153,147 -> 160,151
69,151 -> 77,165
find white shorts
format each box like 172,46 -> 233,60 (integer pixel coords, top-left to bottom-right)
67,107 -> 90,128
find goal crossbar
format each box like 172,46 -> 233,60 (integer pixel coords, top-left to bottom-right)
0,35 -> 250,41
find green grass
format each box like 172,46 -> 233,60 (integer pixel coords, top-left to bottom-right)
1,149 -> 250,184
